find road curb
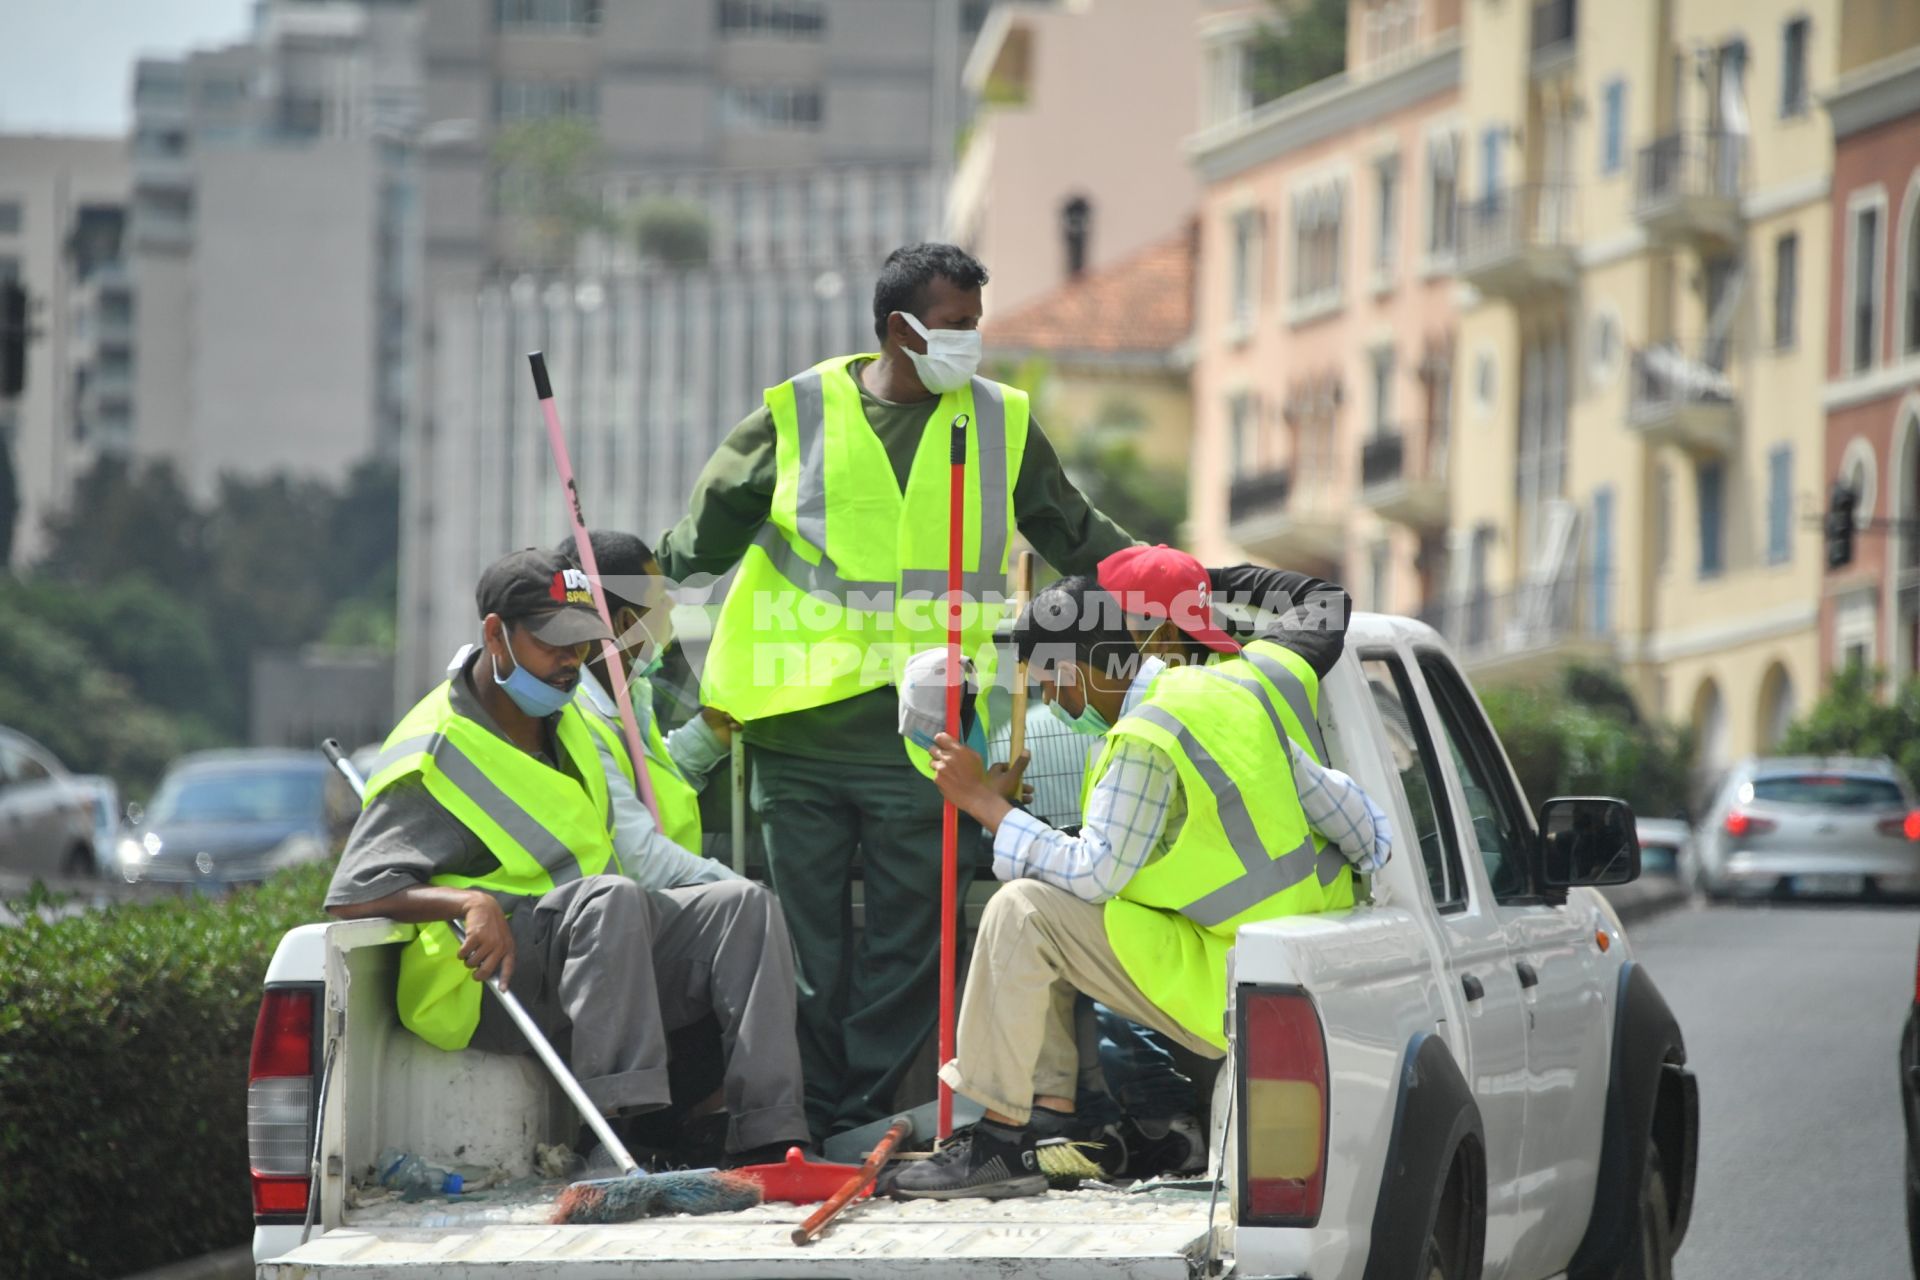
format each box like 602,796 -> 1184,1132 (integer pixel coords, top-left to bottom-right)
122,1245 -> 252,1280
1601,875 -> 1691,926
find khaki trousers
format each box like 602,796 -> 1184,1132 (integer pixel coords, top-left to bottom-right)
937,879 -> 1223,1125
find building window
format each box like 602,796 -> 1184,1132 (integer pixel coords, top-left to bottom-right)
1515,332 -> 1569,560
494,79 -> 597,121
1848,198 -> 1885,372
720,85 -> 824,132
1426,132 -> 1459,261
1229,207 -> 1265,334
1767,445 -> 1793,565
1370,346 -> 1395,434
718,1 -> 826,39
1228,391 -> 1259,476
1374,154 -> 1399,282
1592,487 -> 1614,634
1697,460 -> 1726,578
1600,80 -> 1625,175
1479,126 -> 1503,203
1775,232 -> 1798,350
1654,463 -> 1672,575
1904,190 -> 1920,357
1369,540 -> 1391,613
1781,17 -> 1810,118
1289,180 -> 1343,312
495,0 -> 602,31
0,202 -> 19,236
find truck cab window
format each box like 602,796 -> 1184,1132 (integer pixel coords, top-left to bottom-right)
1418,652 -> 1534,901
1361,653 -> 1465,910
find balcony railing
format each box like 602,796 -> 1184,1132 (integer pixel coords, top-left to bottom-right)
1228,467 -> 1292,525
1361,432 -> 1406,489
1627,339 -> 1738,453
1530,0 -> 1577,54
1634,132 -> 1744,242
1457,184 -> 1579,294
1420,572 -> 1611,670
1360,427 -> 1449,527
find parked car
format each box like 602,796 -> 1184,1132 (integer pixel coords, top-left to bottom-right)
1901,928 -> 1920,1276
1692,756 -> 1920,900
251,614 -> 1695,1280
1635,817 -> 1694,880
117,750 -> 356,890
0,726 -> 108,878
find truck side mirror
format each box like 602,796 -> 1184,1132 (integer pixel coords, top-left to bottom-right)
1536,796 -> 1639,888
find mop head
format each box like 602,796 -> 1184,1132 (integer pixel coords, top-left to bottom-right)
551,1170 -> 763,1224
1034,1138 -> 1109,1187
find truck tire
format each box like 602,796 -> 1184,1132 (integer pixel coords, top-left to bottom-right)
63,844 -> 96,879
1906,1150 -> 1920,1279
1614,1145 -> 1675,1280
1421,1155 -> 1476,1280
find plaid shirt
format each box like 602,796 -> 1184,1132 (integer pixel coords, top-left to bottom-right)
994,658 -> 1394,904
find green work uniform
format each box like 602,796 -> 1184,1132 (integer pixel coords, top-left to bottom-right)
658,359 -> 1135,1136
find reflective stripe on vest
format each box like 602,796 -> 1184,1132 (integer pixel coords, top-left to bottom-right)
1238,639 -> 1330,765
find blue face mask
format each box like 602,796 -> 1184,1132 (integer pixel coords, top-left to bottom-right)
491,634 -> 576,718
1048,692 -> 1112,738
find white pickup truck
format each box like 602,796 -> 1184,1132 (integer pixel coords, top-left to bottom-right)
248,615 -> 1697,1279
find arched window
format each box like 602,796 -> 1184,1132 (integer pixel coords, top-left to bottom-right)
1901,172 -> 1920,357
1759,663 -> 1796,749
1692,678 -> 1729,787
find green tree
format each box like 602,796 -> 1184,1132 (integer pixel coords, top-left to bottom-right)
37,456 -> 209,591
1247,0 -> 1349,107
1478,664 -> 1695,819
1059,433 -> 1188,549
629,196 -> 712,268
1779,664 -> 1920,784
492,116 -> 608,269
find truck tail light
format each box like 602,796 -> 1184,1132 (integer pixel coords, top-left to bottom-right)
249,985 -> 319,1222
1723,810 -> 1775,838
1876,811 -> 1920,842
1237,986 -> 1328,1227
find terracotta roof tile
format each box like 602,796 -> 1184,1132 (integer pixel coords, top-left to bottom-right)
987,226 -> 1195,360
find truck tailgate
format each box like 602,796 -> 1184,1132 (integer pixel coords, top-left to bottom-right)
261,1190 -> 1219,1279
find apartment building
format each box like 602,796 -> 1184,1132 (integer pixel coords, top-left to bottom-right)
129,0 -> 422,495
1449,0 -> 1848,774
1819,8 -> 1920,679
0,135 -> 130,568
1187,0 -> 1463,621
947,0 -> 1205,315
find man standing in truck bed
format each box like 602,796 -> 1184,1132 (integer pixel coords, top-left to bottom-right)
324,548 -> 810,1166
657,243 -> 1138,1139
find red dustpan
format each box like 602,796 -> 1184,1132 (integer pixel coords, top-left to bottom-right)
729,1147 -> 869,1205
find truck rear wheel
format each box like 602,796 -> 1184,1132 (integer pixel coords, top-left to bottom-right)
1422,1155 -> 1475,1280
1615,1145 -> 1675,1280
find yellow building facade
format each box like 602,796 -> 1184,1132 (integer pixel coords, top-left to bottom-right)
1452,0 -> 1842,776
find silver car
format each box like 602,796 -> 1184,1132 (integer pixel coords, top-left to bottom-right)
0,726 -> 107,878
1692,755 -> 1920,900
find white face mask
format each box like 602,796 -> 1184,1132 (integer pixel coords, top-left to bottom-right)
897,312 -> 982,394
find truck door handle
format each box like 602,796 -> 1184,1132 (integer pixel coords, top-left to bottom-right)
1462,974 -> 1485,1002
1516,961 -> 1540,990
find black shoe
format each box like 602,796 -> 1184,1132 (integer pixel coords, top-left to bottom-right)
887,1120 -> 1048,1201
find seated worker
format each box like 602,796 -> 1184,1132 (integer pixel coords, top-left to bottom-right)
556,530 -> 741,890
324,548 -> 810,1167
890,565 -> 1391,1199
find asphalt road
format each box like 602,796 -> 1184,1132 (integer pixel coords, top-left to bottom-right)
1631,899 -> 1916,1280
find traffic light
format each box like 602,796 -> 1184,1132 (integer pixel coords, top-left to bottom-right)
1826,481 -> 1858,570
0,280 -> 25,398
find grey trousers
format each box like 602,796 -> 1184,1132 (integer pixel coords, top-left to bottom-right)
469,875 -> 809,1154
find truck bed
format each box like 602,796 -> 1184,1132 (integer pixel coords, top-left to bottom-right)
263,1181 -> 1223,1279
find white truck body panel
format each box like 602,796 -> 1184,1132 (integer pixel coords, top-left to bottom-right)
256,615 -> 1638,1280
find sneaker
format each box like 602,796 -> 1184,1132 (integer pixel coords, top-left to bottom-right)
888,1120 -> 1048,1201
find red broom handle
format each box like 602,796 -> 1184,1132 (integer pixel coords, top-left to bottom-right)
528,352 -> 662,829
938,413 -> 969,1140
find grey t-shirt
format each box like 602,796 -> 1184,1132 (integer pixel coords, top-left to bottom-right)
323,655 -> 598,909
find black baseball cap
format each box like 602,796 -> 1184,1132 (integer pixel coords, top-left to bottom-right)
475,548 -> 613,647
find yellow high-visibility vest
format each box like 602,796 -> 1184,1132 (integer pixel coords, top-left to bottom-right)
579,674 -> 704,853
363,680 -> 632,1051
700,354 -> 1030,767
1087,651 -> 1353,1049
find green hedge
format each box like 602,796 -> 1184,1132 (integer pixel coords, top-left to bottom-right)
0,864 -> 331,1278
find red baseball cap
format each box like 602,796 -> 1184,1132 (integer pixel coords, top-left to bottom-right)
1096,544 -> 1240,656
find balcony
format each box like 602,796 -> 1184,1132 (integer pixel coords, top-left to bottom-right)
1360,428 -> 1449,529
1458,185 -> 1579,298
1634,132 -> 1744,246
1627,340 -> 1738,454
1421,573 -> 1612,681
1227,466 -> 1347,568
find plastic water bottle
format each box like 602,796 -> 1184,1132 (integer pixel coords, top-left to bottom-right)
376,1148 -> 465,1199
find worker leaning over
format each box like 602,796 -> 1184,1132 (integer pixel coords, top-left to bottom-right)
323,548 -> 810,1167
890,552 -> 1392,1200
656,242 -> 1138,1140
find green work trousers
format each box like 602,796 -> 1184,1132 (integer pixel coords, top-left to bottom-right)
750,744 -> 981,1138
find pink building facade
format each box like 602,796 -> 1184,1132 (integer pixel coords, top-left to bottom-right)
1189,19 -> 1462,618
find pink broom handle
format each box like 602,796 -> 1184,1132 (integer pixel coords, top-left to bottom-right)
528,351 -> 662,829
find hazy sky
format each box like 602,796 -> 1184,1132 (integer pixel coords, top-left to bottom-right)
0,1 -> 255,136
